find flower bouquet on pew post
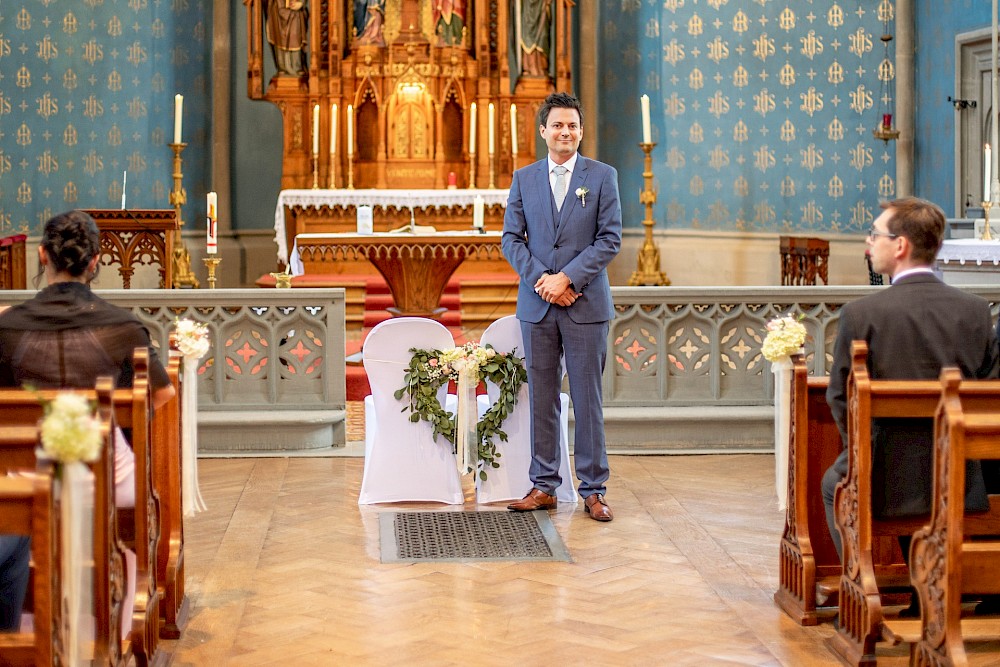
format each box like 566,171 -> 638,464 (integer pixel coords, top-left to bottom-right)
39,391 -> 103,667
761,313 -> 807,364
173,317 -> 210,515
395,341 -> 527,480
761,313 -> 807,512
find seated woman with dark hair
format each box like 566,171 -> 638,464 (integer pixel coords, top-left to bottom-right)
0,210 -> 175,637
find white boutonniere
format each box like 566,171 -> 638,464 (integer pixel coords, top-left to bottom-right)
576,187 -> 589,208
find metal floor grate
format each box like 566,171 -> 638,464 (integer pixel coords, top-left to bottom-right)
379,511 -> 571,563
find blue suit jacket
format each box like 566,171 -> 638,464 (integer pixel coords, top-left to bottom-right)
501,156 -> 622,324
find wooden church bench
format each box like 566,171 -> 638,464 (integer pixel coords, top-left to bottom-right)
828,341 -> 999,666
905,368 -> 1000,667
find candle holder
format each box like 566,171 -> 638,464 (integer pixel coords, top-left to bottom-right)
511,150 -> 518,174
488,151 -> 496,189
347,153 -> 355,189
202,256 -> 221,289
469,154 -> 477,189
168,142 -> 200,289
269,271 -> 293,288
311,153 -> 319,189
329,152 -> 337,189
982,200 -> 994,241
628,142 -> 670,286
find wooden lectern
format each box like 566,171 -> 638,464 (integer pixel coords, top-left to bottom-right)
84,209 -> 180,289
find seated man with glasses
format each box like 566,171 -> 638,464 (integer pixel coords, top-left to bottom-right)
821,197 -> 999,614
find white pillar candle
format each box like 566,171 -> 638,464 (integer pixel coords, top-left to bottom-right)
347,105 -> 354,156
640,94 -> 652,144
473,195 -> 485,229
173,94 -> 183,144
510,104 -> 518,154
312,104 -> 320,156
488,103 -> 495,154
986,144 -> 992,202
206,191 -> 218,255
469,102 -> 477,155
330,103 -> 338,155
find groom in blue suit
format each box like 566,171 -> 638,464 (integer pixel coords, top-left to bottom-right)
501,92 -> 622,521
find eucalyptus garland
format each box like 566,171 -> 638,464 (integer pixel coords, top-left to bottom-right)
394,343 -> 528,480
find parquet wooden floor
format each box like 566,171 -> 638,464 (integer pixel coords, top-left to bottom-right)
157,454 -> 1000,666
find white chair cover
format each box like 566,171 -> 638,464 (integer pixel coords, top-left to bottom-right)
359,317 -> 464,504
476,316 -> 578,504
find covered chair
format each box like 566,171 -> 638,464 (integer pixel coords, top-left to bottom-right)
476,316 -> 578,504
359,317 -> 464,504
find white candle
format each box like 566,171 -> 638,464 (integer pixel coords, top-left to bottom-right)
173,94 -> 183,144
510,104 -> 518,154
986,144 -> 992,202
640,94 -> 652,144
469,102 -> 477,155
347,105 -> 354,156
473,195 -> 485,229
312,104 -> 320,156
206,191 -> 218,255
488,103 -> 495,154
330,103 -> 338,155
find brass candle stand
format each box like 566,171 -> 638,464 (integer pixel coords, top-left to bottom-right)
347,153 -> 355,189
202,257 -> 221,289
469,153 -> 477,189
983,200 -> 994,241
628,142 -> 670,286
329,152 -> 336,189
168,142 -> 200,288
311,154 -> 320,189
488,151 -> 496,189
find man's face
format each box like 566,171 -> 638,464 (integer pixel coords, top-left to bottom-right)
540,107 -> 583,162
867,207 -> 901,275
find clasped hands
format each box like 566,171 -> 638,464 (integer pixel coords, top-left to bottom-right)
534,271 -> 581,307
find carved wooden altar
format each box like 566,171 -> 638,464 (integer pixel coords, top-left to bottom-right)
244,0 -> 574,192
84,209 -> 179,289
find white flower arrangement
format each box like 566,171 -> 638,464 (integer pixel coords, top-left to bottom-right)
575,186 -> 590,208
174,318 -> 210,359
40,392 -> 103,464
762,315 -> 807,363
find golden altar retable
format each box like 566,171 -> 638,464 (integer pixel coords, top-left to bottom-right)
293,231 -> 503,318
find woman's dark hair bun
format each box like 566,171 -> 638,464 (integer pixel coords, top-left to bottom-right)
41,210 -> 100,278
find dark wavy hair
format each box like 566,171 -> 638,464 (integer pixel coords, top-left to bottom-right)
538,92 -> 584,128
36,210 -> 101,286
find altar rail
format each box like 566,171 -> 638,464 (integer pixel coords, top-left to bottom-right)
0,289 -> 347,453
601,285 -> 1000,453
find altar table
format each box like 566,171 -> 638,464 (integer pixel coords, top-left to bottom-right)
273,189 -> 509,264
935,238 -> 1000,285
292,231 -> 504,318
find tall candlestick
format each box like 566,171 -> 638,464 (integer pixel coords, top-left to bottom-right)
173,94 -> 183,144
986,144 -> 993,203
510,104 -> 518,154
469,102 -> 477,155
488,103 -> 495,154
330,103 -> 338,155
640,94 -> 652,144
206,191 -> 218,255
312,104 -> 320,155
347,105 -> 354,156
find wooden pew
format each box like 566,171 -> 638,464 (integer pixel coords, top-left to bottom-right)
829,341 -> 999,666
909,369 -> 1000,666
0,361 -> 161,667
0,458 -> 59,666
152,347 -> 187,638
775,354 -> 911,626
0,378 -> 123,666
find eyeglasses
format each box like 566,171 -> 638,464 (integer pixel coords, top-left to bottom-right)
867,227 -> 898,241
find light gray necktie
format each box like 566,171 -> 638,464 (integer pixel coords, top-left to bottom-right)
553,165 -> 568,211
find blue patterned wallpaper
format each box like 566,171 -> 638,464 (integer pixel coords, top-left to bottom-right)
598,0 -> 897,234
0,2 -> 211,235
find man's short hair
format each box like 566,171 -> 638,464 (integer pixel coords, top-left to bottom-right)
881,196 -> 945,264
538,92 -> 584,128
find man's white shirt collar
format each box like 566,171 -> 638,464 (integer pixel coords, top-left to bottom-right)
892,267 -> 935,281
548,153 -> 579,175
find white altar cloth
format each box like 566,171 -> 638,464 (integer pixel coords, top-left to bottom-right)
273,188 -> 510,263
936,239 -> 1000,285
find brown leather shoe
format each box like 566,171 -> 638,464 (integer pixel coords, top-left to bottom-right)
507,488 -> 557,512
584,493 -> 613,522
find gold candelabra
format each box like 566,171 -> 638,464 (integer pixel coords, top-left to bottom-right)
202,256 -> 221,289
469,153 -> 477,189
628,142 -> 670,286
488,151 -> 496,189
329,152 -> 336,189
983,200 -> 994,241
168,142 -> 200,288
311,154 -> 320,189
347,153 -> 355,189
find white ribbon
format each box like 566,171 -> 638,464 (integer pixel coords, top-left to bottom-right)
182,356 -> 207,516
455,369 -> 478,476
772,357 -> 795,512
60,461 -> 94,667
